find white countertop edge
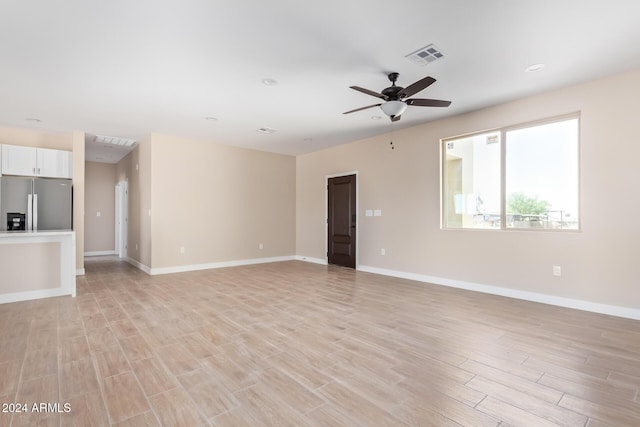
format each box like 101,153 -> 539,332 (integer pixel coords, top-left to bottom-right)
0,230 -> 75,238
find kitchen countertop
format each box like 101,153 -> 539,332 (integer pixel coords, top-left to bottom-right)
0,229 -> 74,238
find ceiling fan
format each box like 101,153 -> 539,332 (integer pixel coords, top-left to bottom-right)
343,72 -> 451,122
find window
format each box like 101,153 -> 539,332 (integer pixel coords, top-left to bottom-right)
442,115 -> 579,230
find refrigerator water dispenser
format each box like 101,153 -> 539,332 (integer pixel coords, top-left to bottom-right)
7,212 -> 26,231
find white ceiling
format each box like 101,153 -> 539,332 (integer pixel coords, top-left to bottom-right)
2,1 -> 640,162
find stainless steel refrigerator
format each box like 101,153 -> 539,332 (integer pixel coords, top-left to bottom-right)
0,176 -> 72,231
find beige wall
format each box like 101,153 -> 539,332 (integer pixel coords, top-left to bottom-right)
139,136 -> 152,267
72,131 -> 85,272
115,151 -> 131,183
115,138 -> 152,267
296,68 -> 640,309
149,133 -> 296,269
0,243 -> 60,294
84,161 -> 116,253
0,125 -> 72,150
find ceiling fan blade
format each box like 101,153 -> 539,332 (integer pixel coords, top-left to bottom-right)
350,86 -> 388,100
343,103 -> 382,114
397,76 -> 436,98
391,115 -> 401,122
406,98 -> 452,107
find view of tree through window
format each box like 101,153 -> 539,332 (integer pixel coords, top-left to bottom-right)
442,115 -> 579,230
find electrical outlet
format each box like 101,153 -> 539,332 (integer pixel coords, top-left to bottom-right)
135,243 -> 138,251
553,265 -> 562,277
96,211 -> 101,217
180,246 -> 185,254
259,243 -> 263,250
381,248 -> 386,256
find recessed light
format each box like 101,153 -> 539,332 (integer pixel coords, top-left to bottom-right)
525,63 -> 545,72
25,118 -> 42,123
262,78 -> 278,86
257,127 -> 277,134
371,115 -> 383,120
205,116 -> 218,121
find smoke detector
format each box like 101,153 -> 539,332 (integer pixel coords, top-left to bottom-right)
405,44 -> 445,66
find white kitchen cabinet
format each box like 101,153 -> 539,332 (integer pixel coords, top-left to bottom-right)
1,144 -> 36,176
37,148 -> 73,178
1,144 -> 72,179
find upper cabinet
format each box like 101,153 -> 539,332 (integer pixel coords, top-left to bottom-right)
37,148 -> 73,179
1,144 -> 35,176
1,144 -> 73,179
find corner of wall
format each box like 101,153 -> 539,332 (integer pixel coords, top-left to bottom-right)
72,130 -> 85,272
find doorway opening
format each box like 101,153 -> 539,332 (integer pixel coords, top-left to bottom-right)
326,173 -> 357,268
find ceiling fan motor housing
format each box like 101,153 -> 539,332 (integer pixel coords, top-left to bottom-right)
382,86 -> 403,100
382,72 -> 403,100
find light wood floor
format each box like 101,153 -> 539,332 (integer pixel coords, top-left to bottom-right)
1,259 -> 639,426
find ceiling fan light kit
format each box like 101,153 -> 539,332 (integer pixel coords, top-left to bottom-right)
380,100 -> 407,118
344,72 -> 451,122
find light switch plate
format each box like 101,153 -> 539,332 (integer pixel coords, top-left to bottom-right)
374,209 -> 382,217
365,210 -> 373,217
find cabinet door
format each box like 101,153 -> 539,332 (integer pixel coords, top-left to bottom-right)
37,148 -> 73,178
1,144 -> 37,176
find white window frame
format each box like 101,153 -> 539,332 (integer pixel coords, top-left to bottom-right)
440,112 -> 581,231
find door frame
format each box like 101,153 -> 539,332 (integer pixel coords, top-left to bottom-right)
325,171 -> 359,268
115,180 -> 128,259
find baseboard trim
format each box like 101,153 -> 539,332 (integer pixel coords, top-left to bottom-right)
126,257 -> 151,275
0,288 -> 73,305
125,255 -> 296,276
294,255 -> 328,265
356,265 -> 640,320
76,268 -> 85,276
121,254 -> 639,320
84,250 -> 116,257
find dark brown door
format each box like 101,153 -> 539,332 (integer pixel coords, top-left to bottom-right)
328,174 -> 356,268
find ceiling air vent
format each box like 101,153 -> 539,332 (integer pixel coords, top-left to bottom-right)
405,44 -> 445,66
95,135 -> 136,147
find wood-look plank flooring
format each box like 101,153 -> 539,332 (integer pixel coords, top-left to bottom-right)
1,258 -> 639,426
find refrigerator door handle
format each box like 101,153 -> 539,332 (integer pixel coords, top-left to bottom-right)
33,194 -> 38,230
27,194 -> 33,230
